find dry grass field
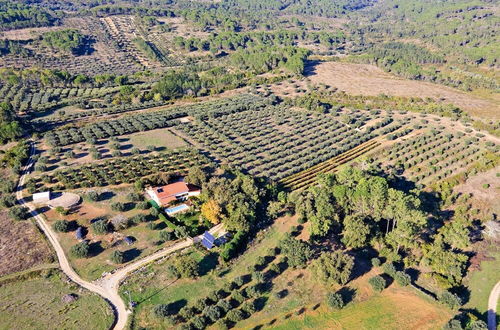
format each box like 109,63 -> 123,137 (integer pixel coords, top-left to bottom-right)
0,211 -> 53,277
0,270 -> 113,330
305,62 -> 500,119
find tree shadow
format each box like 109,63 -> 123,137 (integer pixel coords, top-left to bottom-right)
380,273 -> 394,287
123,248 -> 142,262
338,287 -> 357,305
168,299 -> 187,315
452,285 -> 471,305
88,241 -> 104,257
123,202 -> 135,212
67,220 -> 79,231
154,221 -> 167,230
350,247 -> 377,280
275,289 -> 288,299
100,191 -> 115,201
120,143 -> 133,150
198,253 -> 219,276
406,267 -> 420,282
296,307 -> 306,315
254,296 -> 268,312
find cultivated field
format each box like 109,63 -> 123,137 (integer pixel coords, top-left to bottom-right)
176,98 -> 410,181
305,62 -> 500,119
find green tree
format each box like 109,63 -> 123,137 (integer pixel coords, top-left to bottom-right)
382,262 -> 397,277
368,275 -> 386,292
187,166 -> 208,187
172,254 -> 199,278
110,250 -> 125,264
311,251 -> 354,285
278,234 -> 313,268
91,219 -> 108,235
394,271 -> 411,286
326,292 -> 344,309
111,202 -> 126,212
53,220 -> 69,232
439,291 -> 462,309
9,206 -> 29,221
70,241 -> 90,258
341,214 -> 372,249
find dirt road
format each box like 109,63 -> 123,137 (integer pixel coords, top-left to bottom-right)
16,142 -> 223,329
488,281 -> 500,330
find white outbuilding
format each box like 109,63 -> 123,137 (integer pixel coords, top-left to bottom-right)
32,191 -> 51,203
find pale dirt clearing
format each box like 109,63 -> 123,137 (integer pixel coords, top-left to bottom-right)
454,166 -> 500,214
306,62 -> 500,120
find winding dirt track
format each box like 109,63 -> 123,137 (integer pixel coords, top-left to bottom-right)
16,142 -> 223,329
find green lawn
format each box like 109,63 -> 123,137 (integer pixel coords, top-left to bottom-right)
120,220 -> 288,329
266,287 -> 451,330
466,250 -> 500,315
127,128 -> 187,150
0,271 -> 113,330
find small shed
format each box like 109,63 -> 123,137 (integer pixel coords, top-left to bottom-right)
33,191 -> 51,203
200,231 -> 215,250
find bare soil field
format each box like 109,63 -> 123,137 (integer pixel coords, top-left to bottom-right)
0,26 -> 64,40
306,62 -> 500,119
0,211 -> 53,277
454,166 -> 500,215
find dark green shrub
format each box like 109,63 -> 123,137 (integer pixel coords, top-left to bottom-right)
368,275 -> 386,292
110,250 -> 125,264
439,291 -> 462,309
326,292 -> 344,309
70,241 -> 90,258
394,271 -> 411,286
53,220 -> 69,232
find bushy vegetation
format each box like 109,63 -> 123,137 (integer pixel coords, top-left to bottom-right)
41,29 -> 93,56
0,1 -> 57,30
368,275 -> 386,292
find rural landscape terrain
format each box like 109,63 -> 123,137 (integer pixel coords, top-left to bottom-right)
0,0 -> 498,330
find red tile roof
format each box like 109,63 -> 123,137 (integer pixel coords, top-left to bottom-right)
152,182 -> 200,205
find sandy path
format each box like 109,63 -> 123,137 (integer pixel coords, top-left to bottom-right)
488,281 -> 500,330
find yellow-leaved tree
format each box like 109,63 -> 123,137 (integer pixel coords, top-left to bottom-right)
201,199 -> 221,225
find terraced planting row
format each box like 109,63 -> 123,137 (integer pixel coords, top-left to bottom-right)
381,129 -> 492,185
176,103 -> 409,181
32,149 -> 210,190
0,16 -> 145,75
33,99 -> 171,128
44,94 -> 268,146
281,138 -> 382,190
